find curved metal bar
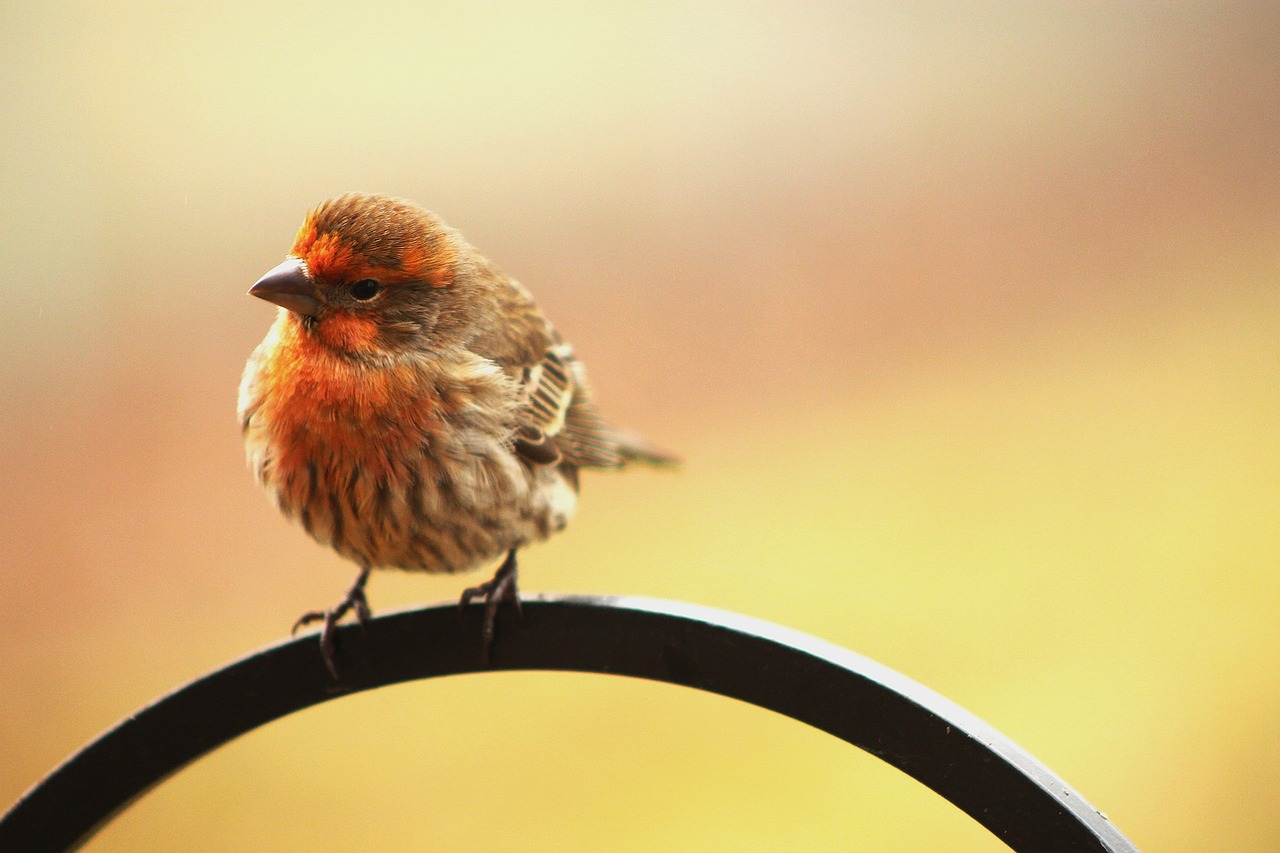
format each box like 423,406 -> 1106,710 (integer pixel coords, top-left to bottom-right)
1,596 -> 1139,852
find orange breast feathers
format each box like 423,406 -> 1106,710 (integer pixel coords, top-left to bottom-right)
249,316 -> 441,489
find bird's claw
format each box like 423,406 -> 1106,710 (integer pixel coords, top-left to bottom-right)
294,568 -> 371,679
291,609 -> 326,634
458,550 -> 521,664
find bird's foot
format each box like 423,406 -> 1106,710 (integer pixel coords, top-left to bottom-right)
458,550 -> 522,664
293,567 -> 372,678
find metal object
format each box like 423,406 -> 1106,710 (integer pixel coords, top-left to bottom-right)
0,595 -> 1139,851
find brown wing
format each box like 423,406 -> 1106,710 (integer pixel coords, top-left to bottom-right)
551,347 -> 627,469
465,265 -> 556,369
512,342 -> 616,469
514,340 -> 679,470
463,266 -> 677,471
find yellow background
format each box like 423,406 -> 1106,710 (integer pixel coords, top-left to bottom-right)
2,3 -> 1277,850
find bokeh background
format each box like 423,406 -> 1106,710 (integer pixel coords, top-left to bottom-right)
3,2 -> 1277,850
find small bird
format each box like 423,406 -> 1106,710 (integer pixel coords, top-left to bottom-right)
239,193 -> 674,675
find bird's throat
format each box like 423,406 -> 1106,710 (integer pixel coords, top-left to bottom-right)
310,309 -> 383,355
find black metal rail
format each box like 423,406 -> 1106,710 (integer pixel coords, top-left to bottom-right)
0,595 -> 1139,852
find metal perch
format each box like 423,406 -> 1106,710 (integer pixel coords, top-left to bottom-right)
0,595 -> 1139,852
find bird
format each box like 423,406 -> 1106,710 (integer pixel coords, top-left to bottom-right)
239,193 -> 675,676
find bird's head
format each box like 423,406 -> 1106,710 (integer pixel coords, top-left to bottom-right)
250,193 -> 481,357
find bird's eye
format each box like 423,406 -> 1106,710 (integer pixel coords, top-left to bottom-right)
349,279 -> 381,301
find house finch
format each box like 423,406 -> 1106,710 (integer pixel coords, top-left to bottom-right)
239,193 -> 674,675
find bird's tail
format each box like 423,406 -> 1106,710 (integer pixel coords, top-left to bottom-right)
613,429 -> 681,468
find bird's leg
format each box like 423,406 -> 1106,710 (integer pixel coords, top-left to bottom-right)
293,566 -> 372,678
458,549 -> 522,664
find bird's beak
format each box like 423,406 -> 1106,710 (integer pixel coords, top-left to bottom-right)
249,258 -> 320,317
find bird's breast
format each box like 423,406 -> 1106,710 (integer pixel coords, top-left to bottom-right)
245,327 -> 448,495
240,316 -> 568,572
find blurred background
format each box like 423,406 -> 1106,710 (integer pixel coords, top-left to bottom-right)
2,1 -> 1277,850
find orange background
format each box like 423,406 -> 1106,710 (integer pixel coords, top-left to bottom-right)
2,3 -> 1277,850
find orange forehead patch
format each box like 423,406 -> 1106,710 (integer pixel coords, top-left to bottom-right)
290,209 -> 457,287
291,226 -> 364,282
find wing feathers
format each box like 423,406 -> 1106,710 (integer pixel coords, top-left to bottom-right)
464,270 -> 674,472
513,342 -> 674,471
